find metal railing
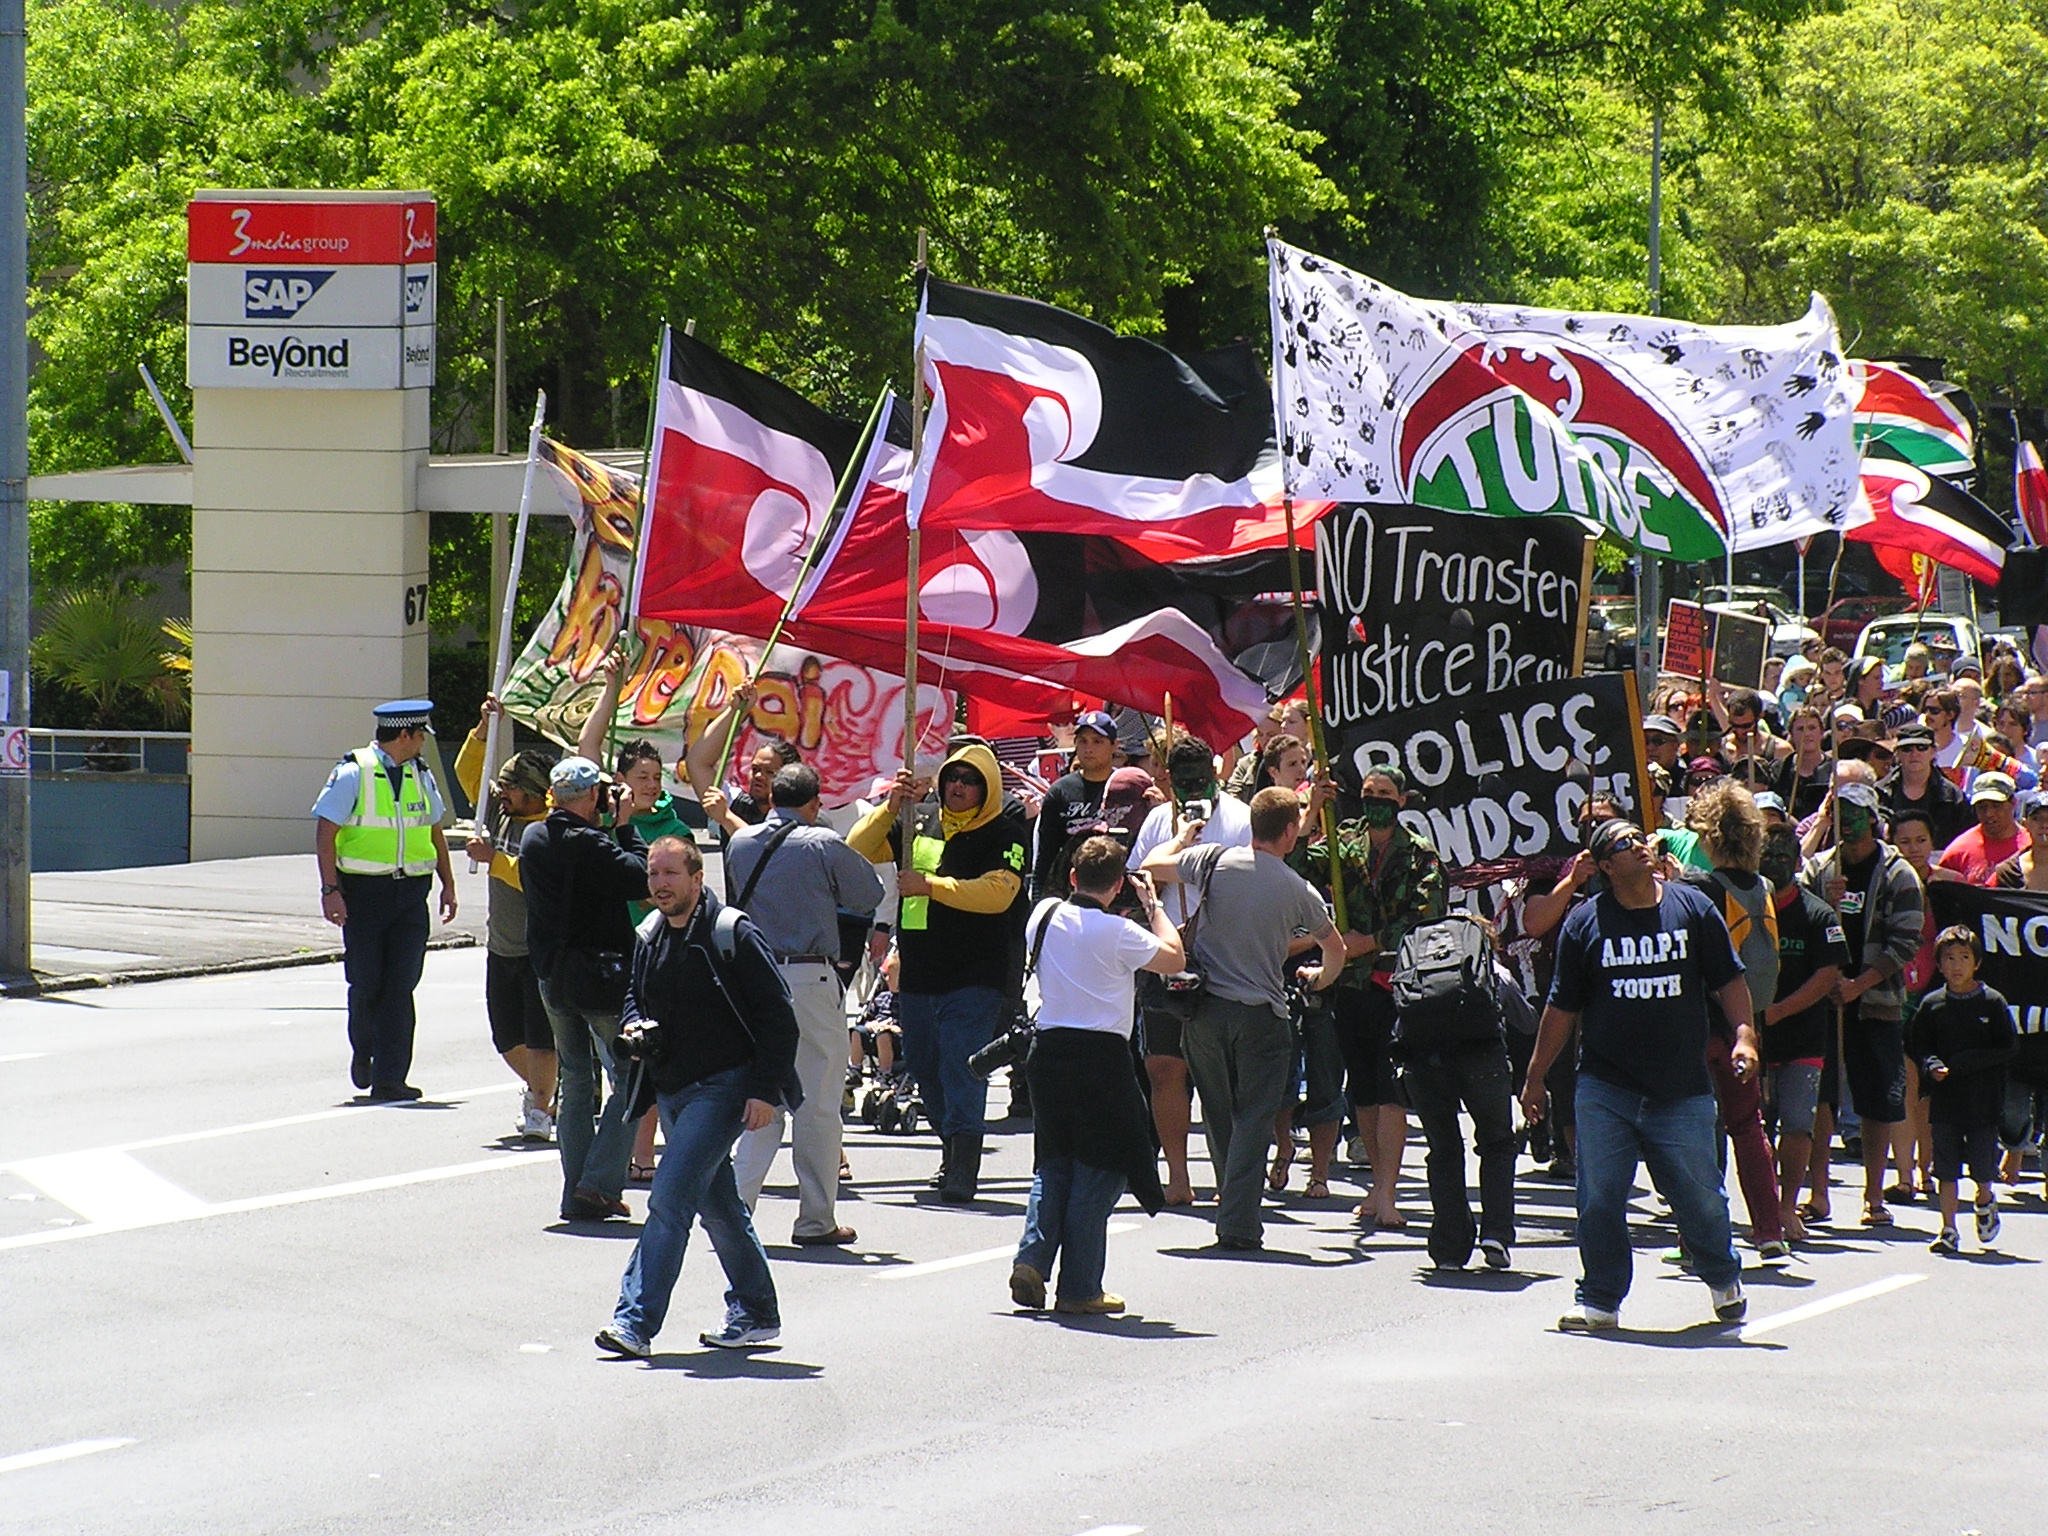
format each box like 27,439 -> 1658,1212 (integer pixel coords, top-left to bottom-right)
28,729 -> 190,775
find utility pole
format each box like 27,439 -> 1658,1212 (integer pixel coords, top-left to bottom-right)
1635,108 -> 1665,718
0,0 -> 28,982
1647,110 -> 1663,317
489,297 -> 508,682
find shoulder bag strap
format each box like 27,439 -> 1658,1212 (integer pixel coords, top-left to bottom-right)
1179,845 -> 1223,952
733,818 -> 803,911
1024,897 -> 1061,982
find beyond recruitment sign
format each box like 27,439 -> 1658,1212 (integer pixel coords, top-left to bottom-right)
186,192 -> 436,391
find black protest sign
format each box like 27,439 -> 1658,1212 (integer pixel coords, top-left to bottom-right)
1336,672 -> 1652,870
1928,884 -> 2048,1043
1705,607 -> 1770,689
1315,506 -> 1594,735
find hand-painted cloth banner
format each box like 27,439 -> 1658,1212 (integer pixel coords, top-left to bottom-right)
500,437 -> 952,807
1267,237 -> 1865,560
1927,883 -> 2048,1079
1334,672 -> 1650,871
1315,504 -> 1592,734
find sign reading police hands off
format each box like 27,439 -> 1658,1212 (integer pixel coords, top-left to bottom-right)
186,193 -> 436,390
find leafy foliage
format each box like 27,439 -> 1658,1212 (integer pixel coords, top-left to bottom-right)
28,581 -> 191,728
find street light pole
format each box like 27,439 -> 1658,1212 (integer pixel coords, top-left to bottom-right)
0,0 -> 28,982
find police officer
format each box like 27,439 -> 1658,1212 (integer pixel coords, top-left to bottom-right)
313,699 -> 458,1100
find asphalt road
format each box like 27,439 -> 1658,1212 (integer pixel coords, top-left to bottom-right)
1,951 -> 2041,1535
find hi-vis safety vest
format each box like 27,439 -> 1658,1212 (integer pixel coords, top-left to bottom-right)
898,827 -> 946,932
333,748 -> 438,876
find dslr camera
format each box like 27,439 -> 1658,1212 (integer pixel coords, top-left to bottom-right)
967,1017 -> 1037,1081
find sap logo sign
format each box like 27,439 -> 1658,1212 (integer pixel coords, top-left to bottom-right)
244,270 -> 335,319
403,272 -> 430,317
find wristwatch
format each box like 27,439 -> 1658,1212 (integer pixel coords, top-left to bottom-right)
320,883 -> 342,896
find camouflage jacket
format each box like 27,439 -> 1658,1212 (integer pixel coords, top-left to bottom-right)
1295,819 -> 1447,987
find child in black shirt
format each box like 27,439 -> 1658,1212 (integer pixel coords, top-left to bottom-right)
1907,927 -> 2018,1255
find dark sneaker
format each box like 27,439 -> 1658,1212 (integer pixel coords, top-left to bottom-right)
1931,1227 -> 1962,1256
1479,1238 -> 1510,1270
1212,1234 -> 1264,1252
700,1318 -> 780,1349
367,1082 -> 423,1102
1975,1196 -> 2001,1246
594,1327 -> 649,1359
350,1052 -> 373,1090
1710,1280 -> 1747,1322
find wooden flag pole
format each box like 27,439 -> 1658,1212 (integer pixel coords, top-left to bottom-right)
1282,494 -> 1347,932
902,229 -> 929,850
482,389 -> 548,784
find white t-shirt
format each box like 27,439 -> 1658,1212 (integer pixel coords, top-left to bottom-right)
1026,898 -> 1163,1039
1127,792 -> 1254,925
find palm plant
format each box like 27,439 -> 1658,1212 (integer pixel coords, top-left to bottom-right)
30,583 -> 191,730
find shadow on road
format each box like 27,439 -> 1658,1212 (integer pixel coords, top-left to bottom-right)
644,1352 -> 824,1379
1007,1310 -> 1215,1341
1416,1267 -> 1559,1292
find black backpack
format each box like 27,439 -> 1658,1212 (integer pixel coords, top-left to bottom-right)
1390,915 -> 1502,1056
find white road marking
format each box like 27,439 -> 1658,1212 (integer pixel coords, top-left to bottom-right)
1739,1273 -> 1926,1341
0,1151 -> 556,1253
0,1438 -> 137,1475
519,1343 -> 553,1354
876,1221 -> 1140,1281
1070,1526 -> 1145,1536
13,1150 -> 208,1228
31,942 -> 160,964
0,1052 -> 47,1064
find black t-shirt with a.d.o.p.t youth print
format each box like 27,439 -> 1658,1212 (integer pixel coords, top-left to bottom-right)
1546,880 -> 1745,1102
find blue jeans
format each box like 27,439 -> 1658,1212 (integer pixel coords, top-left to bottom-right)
538,980 -> 633,1214
1017,1157 -> 1127,1302
1574,1075 -> 1741,1312
899,987 -> 1003,1137
613,1067 -> 779,1346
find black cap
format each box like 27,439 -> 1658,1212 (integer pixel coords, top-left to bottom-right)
1588,818 -> 1643,861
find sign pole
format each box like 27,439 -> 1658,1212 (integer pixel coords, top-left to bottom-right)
0,0 -> 26,981
482,391 -> 547,782
901,231 -> 928,852
1283,495 -> 1347,933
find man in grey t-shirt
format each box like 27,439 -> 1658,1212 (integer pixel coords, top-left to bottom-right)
1144,786 -> 1345,1249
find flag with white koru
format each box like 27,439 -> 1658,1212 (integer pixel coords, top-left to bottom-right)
1266,237 -> 1866,560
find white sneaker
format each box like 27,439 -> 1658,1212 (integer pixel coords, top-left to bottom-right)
1710,1280 -> 1747,1322
1976,1194 -> 2001,1246
517,1088 -> 534,1137
1558,1304 -> 1619,1333
521,1101 -> 556,1143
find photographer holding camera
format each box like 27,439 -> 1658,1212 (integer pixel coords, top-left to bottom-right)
1009,837 -> 1186,1314
519,756 -> 649,1224
595,835 -> 799,1357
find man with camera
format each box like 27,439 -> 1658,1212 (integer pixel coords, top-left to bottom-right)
519,756 -> 650,1223
1143,785 -> 1346,1250
596,836 -> 800,1357
726,763 -> 884,1246
1008,837 -> 1186,1314
1126,736 -> 1253,1205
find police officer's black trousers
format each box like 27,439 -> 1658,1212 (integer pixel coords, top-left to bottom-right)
341,873 -> 431,1088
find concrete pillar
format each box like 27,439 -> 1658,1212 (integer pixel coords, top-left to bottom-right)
184,190 -> 437,859
188,388 -> 431,857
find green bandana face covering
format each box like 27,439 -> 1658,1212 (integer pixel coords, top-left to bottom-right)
1760,829 -> 1801,889
1359,796 -> 1400,829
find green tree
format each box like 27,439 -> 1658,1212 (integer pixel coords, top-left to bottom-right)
1693,0 -> 2048,408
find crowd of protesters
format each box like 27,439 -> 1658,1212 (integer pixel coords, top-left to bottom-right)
413,621 -> 2043,1354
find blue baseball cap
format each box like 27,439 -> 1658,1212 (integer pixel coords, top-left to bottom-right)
1074,710 -> 1118,740
550,755 -> 604,793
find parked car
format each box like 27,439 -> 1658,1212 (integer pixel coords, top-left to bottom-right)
1822,595 -> 1912,652
1703,598 -> 1819,659
1853,613 -> 1983,673
1585,598 -> 1637,671
1699,583 -> 1798,614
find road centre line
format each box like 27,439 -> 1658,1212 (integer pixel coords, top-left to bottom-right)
0,1151 -> 556,1253
876,1222 -> 1141,1281
0,1052 -> 47,1064
13,1149 -> 209,1228
0,1438 -> 137,1475
1739,1273 -> 1926,1341
1069,1527 -> 1145,1536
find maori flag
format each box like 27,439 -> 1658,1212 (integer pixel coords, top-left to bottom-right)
1267,237 -> 1866,561
1850,442 -> 2014,587
631,332 -> 1273,745
1851,360 -> 1974,477
908,274 -> 1327,561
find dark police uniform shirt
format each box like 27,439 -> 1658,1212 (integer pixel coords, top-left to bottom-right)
1547,880 -> 1744,1101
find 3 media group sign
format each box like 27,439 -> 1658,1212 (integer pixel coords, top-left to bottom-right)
1315,504 -> 1594,734
186,192 -> 436,390
1338,671 -> 1652,869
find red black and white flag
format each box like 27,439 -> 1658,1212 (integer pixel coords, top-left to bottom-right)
909,274 -> 1325,561
2016,439 -> 2048,548
632,331 -> 1276,744
1850,442 -> 2014,586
